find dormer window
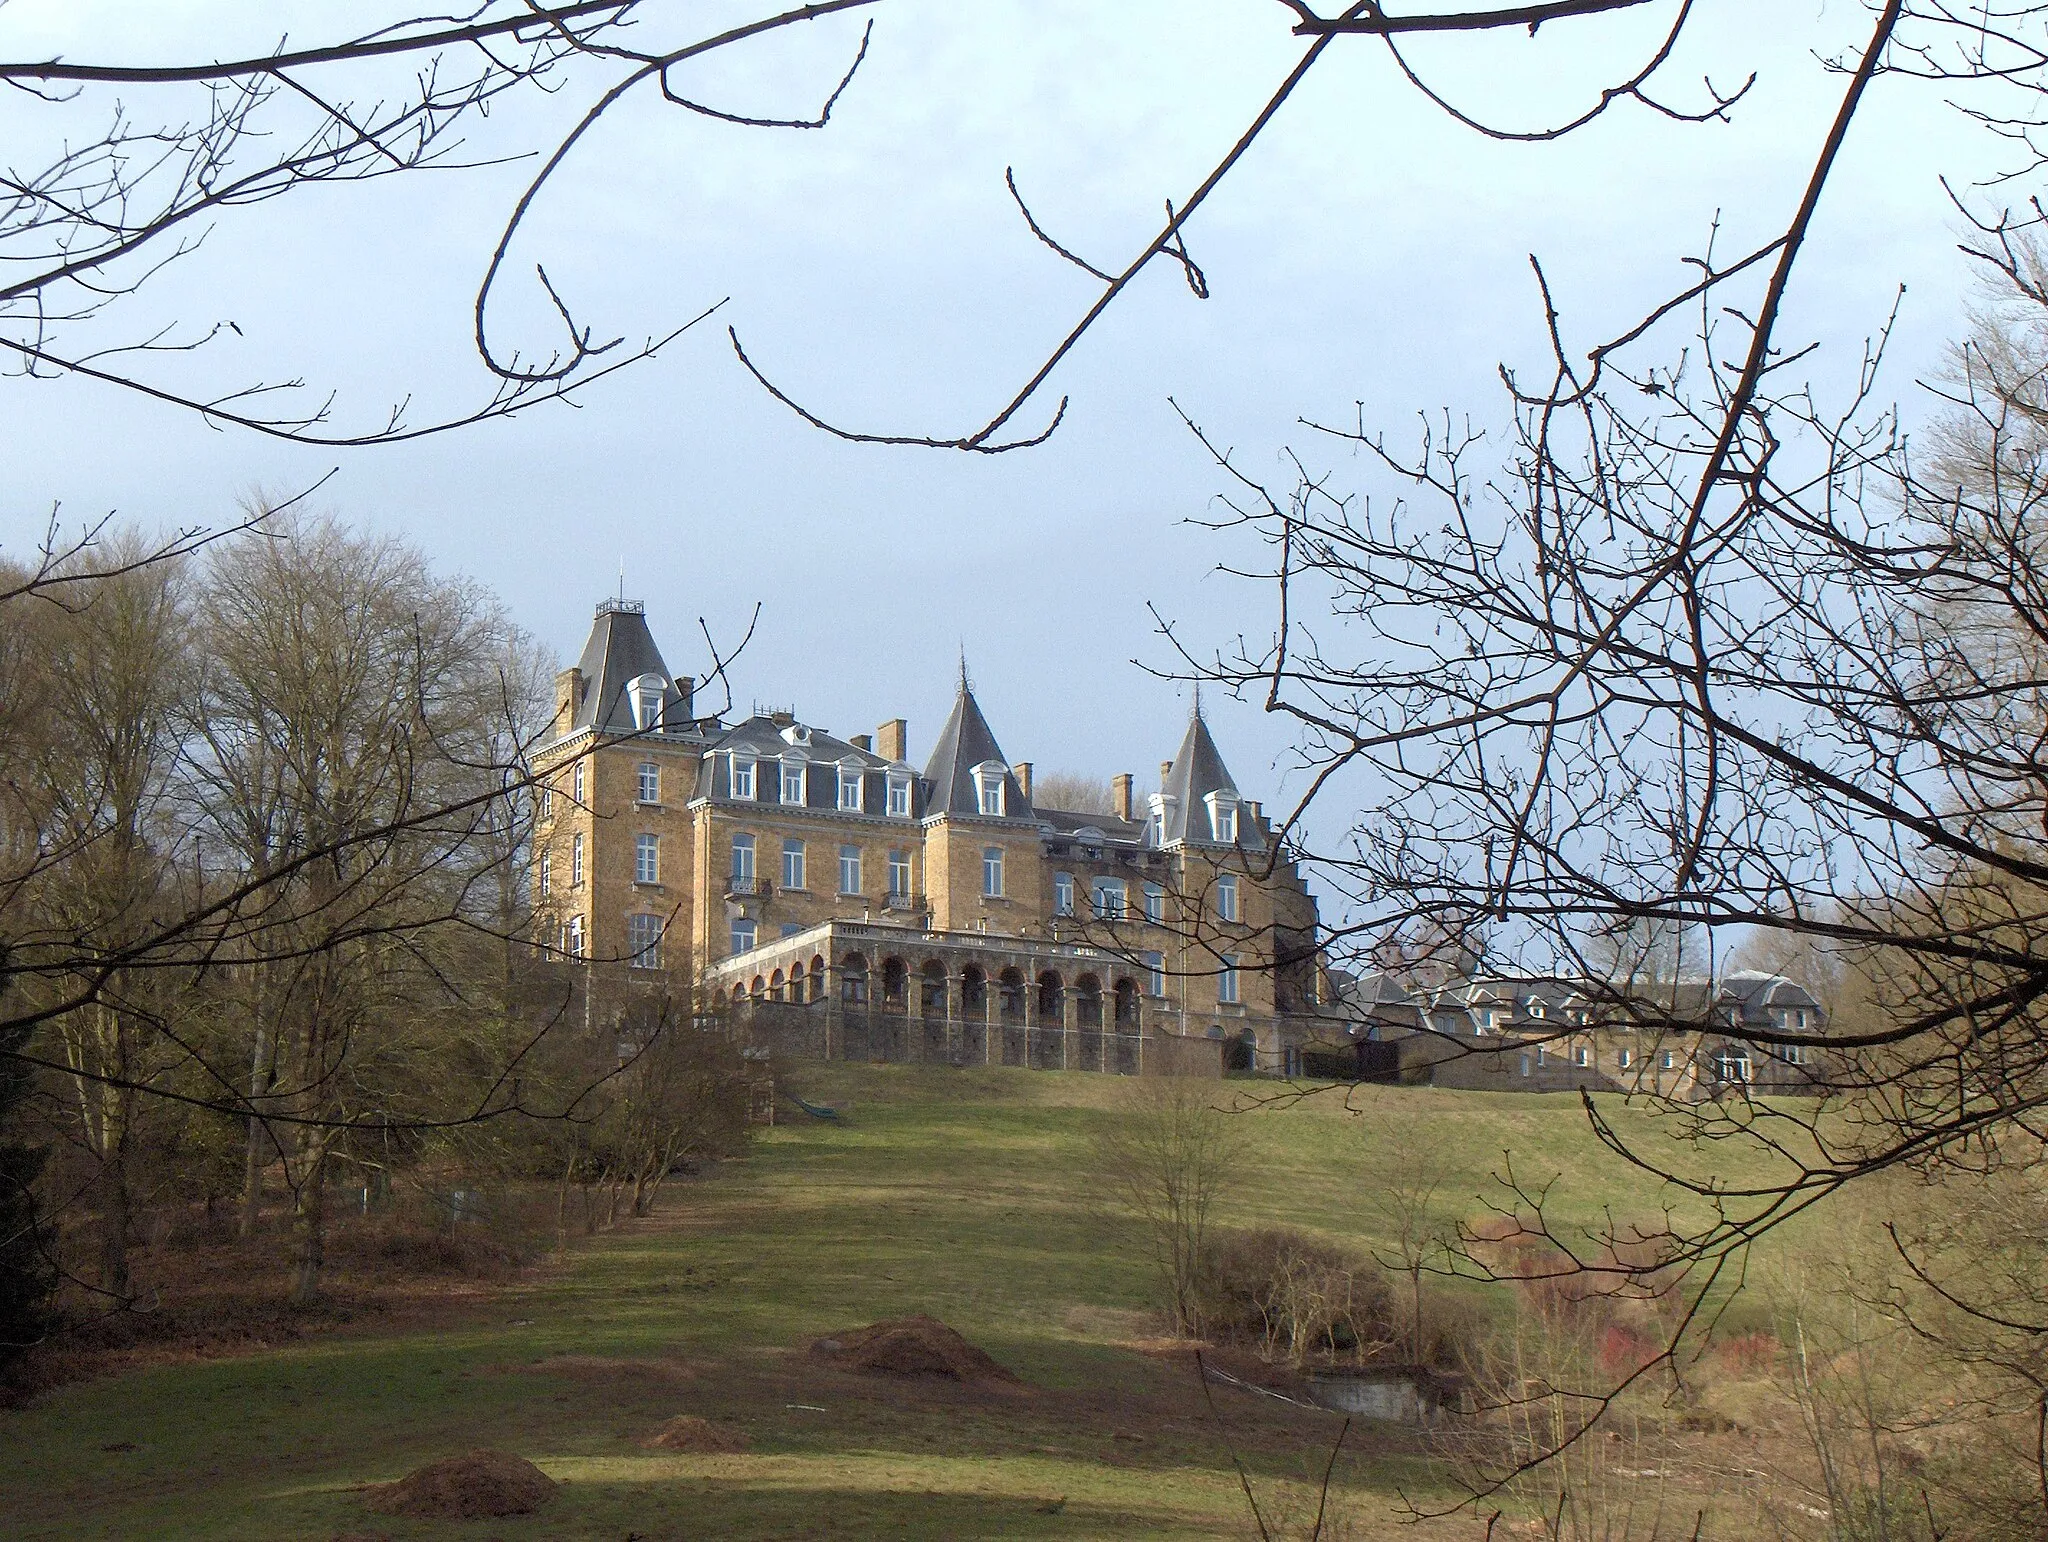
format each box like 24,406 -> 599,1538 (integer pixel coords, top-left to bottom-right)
1148,793 -> 1172,847
886,772 -> 912,818
972,761 -> 1006,817
837,761 -> 864,813
781,758 -> 807,806
730,753 -> 756,800
1205,792 -> 1238,843
1526,999 -> 1546,1020
780,722 -> 813,747
629,673 -> 667,732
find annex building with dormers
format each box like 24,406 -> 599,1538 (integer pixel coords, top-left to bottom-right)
530,599 -> 1330,1076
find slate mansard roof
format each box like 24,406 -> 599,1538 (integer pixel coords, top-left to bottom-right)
567,600 -> 696,738
693,715 -> 911,810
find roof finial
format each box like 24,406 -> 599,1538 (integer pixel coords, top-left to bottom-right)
618,559 -> 625,604
958,645 -> 972,695
1191,681 -> 1203,720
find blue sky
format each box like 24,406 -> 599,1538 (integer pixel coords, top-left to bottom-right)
0,2 -> 1996,865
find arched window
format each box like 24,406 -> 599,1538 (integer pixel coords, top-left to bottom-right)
882,956 -> 908,1005
749,975 -> 767,1000
962,966 -> 988,1015
840,953 -> 869,1004
770,968 -> 786,1001
999,968 -> 1025,1021
809,955 -> 827,1004
920,961 -> 946,1017
629,672 -> 667,732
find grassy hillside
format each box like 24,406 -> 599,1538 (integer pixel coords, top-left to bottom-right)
0,1067 -> 1802,1541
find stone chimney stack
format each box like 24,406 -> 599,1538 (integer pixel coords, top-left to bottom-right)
851,733 -> 873,752
1112,773 -> 1133,821
674,675 -> 694,720
877,718 -> 907,762
554,668 -> 584,736
1160,760 -> 1173,787
1014,762 -> 1033,800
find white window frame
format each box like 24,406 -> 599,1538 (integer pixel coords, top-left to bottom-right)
973,761 -> 1006,817
1144,883 -> 1165,924
838,844 -> 863,896
538,850 -> 551,898
1781,1042 -> 1811,1066
539,786 -> 552,820
886,773 -> 912,818
1572,1044 -> 1590,1068
566,913 -> 586,960
1660,1049 -> 1677,1070
982,845 -> 1004,898
1716,1052 -> 1752,1085
572,759 -> 585,804
838,762 -> 864,812
730,917 -> 757,955
1053,872 -> 1075,916
1218,954 -> 1241,1005
630,673 -> 666,732
637,761 -> 660,804
730,831 -> 755,883
634,832 -> 659,885
730,753 -> 756,800
570,831 -> 584,887
781,758 -> 807,807
1091,878 -> 1127,920
781,838 -> 806,890
887,848 -> 912,897
1216,872 -> 1239,923
1206,791 -> 1238,843
1618,1047 -> 1635,1070
1144,950 -> 1166,997
626,913 -> 662,969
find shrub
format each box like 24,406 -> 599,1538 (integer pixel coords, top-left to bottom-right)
1200,1227 -> 1395,1366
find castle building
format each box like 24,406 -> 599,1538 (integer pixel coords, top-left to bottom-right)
531,600 -> 1327,1074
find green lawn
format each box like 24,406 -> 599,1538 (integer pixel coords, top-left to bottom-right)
0,1067 -> 1795,1541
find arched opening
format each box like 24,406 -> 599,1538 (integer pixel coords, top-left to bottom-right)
961,965 -> 988,1015
1075,974 -> 1103,1028
998,968 -> 1025,1021
1225,1025 -> 1257,1074
731,983 -> 745,1002
1113,978 -> 1139,1027
749,975 -> 767,1001
919,960 -> 947,1018
839,953 -> 869,1004
770,967 -> 786,1001
1037,971 -> 1063,1018
882,956 -> 908,1007
1035,972 -> 1065,1070
809,954 -> 827,1003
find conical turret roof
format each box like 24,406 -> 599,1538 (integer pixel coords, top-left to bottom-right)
921,680 -> 1031,819
1160,706 -> 1239,844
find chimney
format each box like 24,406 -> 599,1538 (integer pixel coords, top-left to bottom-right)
877,718 -> 907,762
1014,762 -> 1033,800
1245,799 -> 1261,830
851,732 -> 873,752
1112,773 -> 1133,821
554,668 -> 584,735
1160,760 -> 1173,787
674,675 -> 694,721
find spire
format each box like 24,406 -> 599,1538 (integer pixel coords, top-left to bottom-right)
1159,709 -> 1241,845
921,676 -> 1029,819
958,645 -> 971,695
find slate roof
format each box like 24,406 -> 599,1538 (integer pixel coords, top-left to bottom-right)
1037,807 -> 1146,846
693,715 -> 908,808
1161,710 -> 1240,844
566,600 -> 694,738
921,684 -> 1032,820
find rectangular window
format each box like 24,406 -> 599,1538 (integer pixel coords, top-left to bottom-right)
730,917 -> 757,954
1782,1043 -> 1811,1066
982,845 -> 1004,898
1053,872 -> 1074,915
635,832 -> 659,884
1660,1049 -> 1676,1070
1618,1047 -> 1635,1070
1218,954 -> 1240,1005
566,913 -> 585,960
887,774 -> 911,817
838,844 -> 862,895
1518,1053 -> 1531,1077
571,832 -> 585,887
572,760 -> 585,805
888,849 -> 912,896
730,754 -> 756,800
781,838 -> 806,890
1144,883 -> 1165,924
637,761 -> 660,804
626,913 -> 662,969
1208,795 -> 1236,842
1216,873 -> 1239,922
838,767 -> 863,812
781,760 -> 806,805
780,923 -> 803,938
977,770 -> 1004,816
1573,1044 -> 1590,1068
1091,878 -> 1127,920
539,786 -> 552,820
730,832 -> 755,883
1144,950 -> 1166,997
538,850 -> 551,898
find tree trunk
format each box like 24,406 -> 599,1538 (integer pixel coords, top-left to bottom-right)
238,1014 -> 275,1239
287,1139 -> 328,1305
99,1135 -> 131,1301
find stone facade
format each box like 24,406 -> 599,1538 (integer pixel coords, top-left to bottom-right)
531,600 -> 1330,1075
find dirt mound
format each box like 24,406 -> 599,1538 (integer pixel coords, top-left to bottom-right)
810,1315 -> 1019,1383
362,1449 -> 557,1519
641,1414 -> 749,1453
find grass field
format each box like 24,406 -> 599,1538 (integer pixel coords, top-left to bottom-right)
0,1067 -> 1803,1541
